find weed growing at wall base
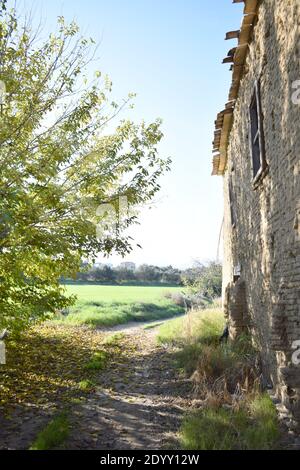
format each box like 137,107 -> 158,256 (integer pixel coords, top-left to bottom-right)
180,394 -> 279,450
158,310 -> 280,450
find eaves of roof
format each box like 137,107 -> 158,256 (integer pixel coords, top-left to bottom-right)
212,0 -> 260,176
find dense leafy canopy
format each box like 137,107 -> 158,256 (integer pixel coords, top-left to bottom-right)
183,261 -> 222,300
0,0 -> 170,334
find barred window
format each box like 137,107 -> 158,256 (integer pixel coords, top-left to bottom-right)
229,178 -> 236,228
249,80 -> 267,181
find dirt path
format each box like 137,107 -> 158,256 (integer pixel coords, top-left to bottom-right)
64,325 -> 193,450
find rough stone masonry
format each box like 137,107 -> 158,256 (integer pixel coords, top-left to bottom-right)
213,0 -> 300,428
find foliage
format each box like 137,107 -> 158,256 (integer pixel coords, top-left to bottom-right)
182,261 -> 222,301
77,265 -> 118,283
135,264 -> 182,285
180,395 -> 279,450
69,263 -> 183,285
30,414 -> 70,450
0,1 -> 170,334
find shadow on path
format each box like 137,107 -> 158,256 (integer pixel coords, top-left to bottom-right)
64,328 -> 193,450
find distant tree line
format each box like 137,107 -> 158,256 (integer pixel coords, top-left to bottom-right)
62,261 -> 223,300
72,263 -> 183,286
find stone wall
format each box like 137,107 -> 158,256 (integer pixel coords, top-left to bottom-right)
224,279 -> 250,340
223,0 -> 300,426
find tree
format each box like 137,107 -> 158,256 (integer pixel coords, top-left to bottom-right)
100,266 -> 117,284
0,2 -> 170,334
183,261 -> 222,301
160,265 -> 182,285
136,264 -> 160,283
115,266 -> 136,284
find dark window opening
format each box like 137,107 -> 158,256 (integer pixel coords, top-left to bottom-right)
249,80 -> 267,181
229,178 -> 236,228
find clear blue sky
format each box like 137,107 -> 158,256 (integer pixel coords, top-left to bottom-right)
23,0 -> 244,267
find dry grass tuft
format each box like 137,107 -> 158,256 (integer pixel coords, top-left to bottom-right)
158,309 -> 280,450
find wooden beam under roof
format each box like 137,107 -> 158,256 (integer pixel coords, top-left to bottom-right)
242,13 -> 257,26
225,30 -> 240,40
227,47 -> 237,57
233,43 -> 249,66
232,64 -> 244,82
212,0 -> 260,176
221,107 -> 235,116
229,85 -> 239,101
225,101 -> 235,109
239,24 -> 252,45
244,0 -> 259,15
222,56 -> 234,64
232,0 -> 259,14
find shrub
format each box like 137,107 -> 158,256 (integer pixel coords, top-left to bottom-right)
170,292 -> 187,307
183,261 -> 222,301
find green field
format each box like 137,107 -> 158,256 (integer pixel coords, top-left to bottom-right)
55,284 -> 184,328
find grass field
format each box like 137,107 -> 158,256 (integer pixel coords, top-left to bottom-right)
55,284 -> 184,328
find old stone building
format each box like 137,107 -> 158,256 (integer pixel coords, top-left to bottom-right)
212,0 -> 300,427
